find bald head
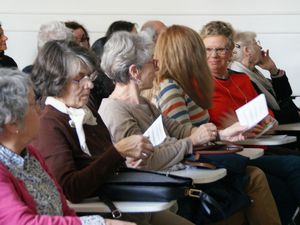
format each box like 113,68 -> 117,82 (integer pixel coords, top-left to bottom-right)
141,20 -> 167,43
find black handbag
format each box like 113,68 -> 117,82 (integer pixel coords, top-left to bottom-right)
99,167 -> 224,219
180,142 -> 251,223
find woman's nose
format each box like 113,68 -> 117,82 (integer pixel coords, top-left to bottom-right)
81,79 -> 94,89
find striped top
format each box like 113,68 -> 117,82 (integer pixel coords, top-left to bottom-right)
153,79 -> 209,127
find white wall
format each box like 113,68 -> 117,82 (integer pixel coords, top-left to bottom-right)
2,0 -> 300,104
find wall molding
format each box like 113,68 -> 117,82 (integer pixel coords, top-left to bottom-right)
1,10 -> 300,16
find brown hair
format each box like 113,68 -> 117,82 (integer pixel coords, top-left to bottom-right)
153,25 -> 213,109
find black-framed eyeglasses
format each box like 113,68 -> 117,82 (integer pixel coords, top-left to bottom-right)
72,71 -> 98,86
205,48 -> 228,56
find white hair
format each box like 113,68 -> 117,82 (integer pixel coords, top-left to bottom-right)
37,21 -> 74,50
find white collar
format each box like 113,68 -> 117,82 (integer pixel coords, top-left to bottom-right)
45,97 -> 97,156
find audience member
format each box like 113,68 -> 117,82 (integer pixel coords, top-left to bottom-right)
30,40 -> 191,225
200,20 -> 300,224
22,21 -> 73,74
99,30 -> 281,225
106,20 -> 137,39
141,20 -> 167,43
230,31 -> 300,124
0,68 -> 134,225
0,23 -> 18,68
65,21 -> 90,49
90,20 -> 138,110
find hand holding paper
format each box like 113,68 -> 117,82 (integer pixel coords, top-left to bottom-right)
131,115 -> 167,168
235,94 -> 275,138
235,94 -> 268,129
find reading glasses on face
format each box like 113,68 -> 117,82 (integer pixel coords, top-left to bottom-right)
72,71 -> 98,86
205,48 -> 228,56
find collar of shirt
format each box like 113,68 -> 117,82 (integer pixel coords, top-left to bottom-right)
0,145 -> 28,170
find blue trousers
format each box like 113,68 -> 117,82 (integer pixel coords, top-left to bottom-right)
249,155 -> 300,224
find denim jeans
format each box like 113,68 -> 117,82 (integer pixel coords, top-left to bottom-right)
249,155 -> 300,224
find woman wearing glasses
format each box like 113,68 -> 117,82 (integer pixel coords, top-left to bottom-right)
31,40 -> 188,225
229,31 -> 300,124
201,20 -> 300,225
0,68 -> 136,225
99,29 -> 284,225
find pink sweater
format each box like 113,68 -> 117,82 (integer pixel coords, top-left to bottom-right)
0,145 -> 82,225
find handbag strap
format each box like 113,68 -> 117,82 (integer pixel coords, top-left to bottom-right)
187,189 -> 226,219
183,160 -> 217,169
193,141 -> 243,155
99,195 -> 122,219
193,148 -> 242,155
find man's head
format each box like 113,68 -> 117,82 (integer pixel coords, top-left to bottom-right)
141,20 -> 167,43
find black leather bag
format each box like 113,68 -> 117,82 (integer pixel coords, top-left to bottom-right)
99,168 -> 224,219
100,168 -> 194,201
180,142 -> 251,223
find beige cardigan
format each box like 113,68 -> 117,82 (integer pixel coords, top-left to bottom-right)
99,97 -> 193,171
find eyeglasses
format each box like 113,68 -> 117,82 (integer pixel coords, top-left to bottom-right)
205,48 -> 228,56
72,71 -> 98,86
255,40 -> 262,48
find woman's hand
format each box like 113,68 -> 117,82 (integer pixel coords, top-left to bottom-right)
259,115 -> 278,134
258,50 -> 278,74
219,122 -> 248,142
189,123 -> 218,145
114,135 -> 154,159
243,115 -> 278,138
105,219 -> 136,225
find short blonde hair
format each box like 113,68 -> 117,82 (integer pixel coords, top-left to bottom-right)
200,21 -> 235,50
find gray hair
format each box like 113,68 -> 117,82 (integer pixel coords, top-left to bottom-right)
31,40 -> 98,98
101,31 -> 154,84
232,31 -> 257,62
37,21 -> 74,50
0,69 -> 32,133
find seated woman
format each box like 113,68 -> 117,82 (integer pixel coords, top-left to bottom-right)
30,40 -> 192,225
99,30 -> 281,225
200,20 -> 300,225
0,23 -> 18,68
0,68 -> 134,225
65,21 -> 90,49
229,31 -> 300,124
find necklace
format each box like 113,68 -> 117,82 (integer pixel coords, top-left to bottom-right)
214,76 -> 248,108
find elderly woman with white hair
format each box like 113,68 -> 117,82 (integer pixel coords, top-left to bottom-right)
0,68 -> 135,225
22,21 -> 73,74
229,31 -> 300,124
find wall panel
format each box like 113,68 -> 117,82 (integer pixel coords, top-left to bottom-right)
1,0 -> 300,104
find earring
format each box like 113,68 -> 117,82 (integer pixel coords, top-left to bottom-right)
136,79 -> 142,85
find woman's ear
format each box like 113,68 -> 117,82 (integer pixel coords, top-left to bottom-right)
128,64 -> 141,81
4,123 -> 20,135
244,46 -> 251,56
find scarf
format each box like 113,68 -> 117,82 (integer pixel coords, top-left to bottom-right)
229,61 -> 280,110
45,97 -> 97,156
